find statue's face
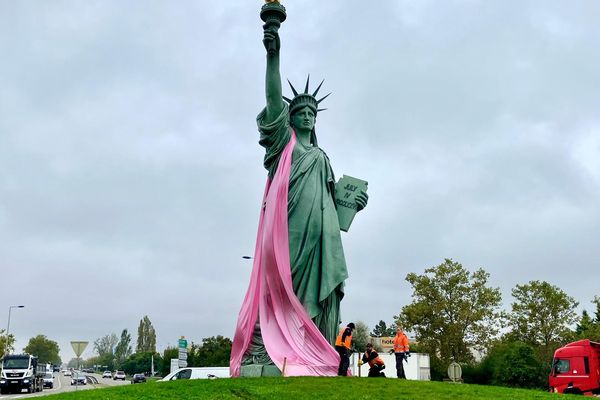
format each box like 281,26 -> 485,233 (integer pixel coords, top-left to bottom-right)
291,106 -> 316,131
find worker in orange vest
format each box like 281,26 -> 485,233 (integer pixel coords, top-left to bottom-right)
360,343 -> 386,377
335,322 -> 355,376
393,326 -> 410,379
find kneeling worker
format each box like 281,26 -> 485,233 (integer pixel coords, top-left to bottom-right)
361,343 -> 386,377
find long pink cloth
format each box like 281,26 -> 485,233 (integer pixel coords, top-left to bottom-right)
230,132 -> 340,377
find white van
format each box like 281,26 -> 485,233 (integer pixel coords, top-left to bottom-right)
160,367 -> 230,381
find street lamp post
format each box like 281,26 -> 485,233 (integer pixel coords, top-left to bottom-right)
4,305 -> 25,358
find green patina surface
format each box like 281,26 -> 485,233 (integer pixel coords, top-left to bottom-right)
242,0 -> 369,366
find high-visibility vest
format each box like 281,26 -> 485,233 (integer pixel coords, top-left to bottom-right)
393,332 -> 409,353
364,350 -> 385,368
335,327 -> 352,348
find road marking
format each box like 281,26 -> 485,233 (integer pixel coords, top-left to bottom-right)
55,372 -> 62,391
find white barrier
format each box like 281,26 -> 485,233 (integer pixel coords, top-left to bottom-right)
349,352 -> 430,380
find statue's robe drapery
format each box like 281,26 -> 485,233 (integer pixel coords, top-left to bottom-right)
230,104 -> 348,376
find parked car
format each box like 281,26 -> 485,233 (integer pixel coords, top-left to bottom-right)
43,372 -> 55,389
131,373 -> 146,384
113,371 -> 126,381
102,370 -> 112,378
71,372 -> 86,386
160,367 -> 230,381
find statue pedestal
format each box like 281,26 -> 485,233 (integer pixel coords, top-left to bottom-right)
240,364 -> 282,377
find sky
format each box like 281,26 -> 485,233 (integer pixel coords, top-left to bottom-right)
1,0 -> 599,363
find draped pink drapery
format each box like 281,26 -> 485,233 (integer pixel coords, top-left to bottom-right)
230,132 -> 341,377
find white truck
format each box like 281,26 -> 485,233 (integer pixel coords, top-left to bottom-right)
0,354 -> 45,394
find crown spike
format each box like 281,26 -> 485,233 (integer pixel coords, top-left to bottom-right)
317,108 -> 328,112
304,74 -> 310,94
282,96 -> 292,103
312,79 -> 325,97
287,79 -> 298,97
317,92 -> 332,104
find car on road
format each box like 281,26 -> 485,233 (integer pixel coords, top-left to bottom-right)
113,371 -> 126,381
71,372 -> 87,386
160,367 -> 230,381
43,372 -> 55,389
63,369 -> 72,376
131,373 -> 146,384
102,370 -> 112,378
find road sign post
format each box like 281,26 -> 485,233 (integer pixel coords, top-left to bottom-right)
178,336 -> 188,368
70,341 -> 88,391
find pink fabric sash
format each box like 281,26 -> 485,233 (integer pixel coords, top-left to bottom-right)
230,132 -> 340,377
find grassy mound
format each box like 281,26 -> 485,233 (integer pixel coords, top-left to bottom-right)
44,377 -> 556,400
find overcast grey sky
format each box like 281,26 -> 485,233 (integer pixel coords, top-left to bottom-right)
1,0 -> 599,362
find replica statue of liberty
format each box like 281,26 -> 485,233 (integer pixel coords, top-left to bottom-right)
230,1 -> 368,377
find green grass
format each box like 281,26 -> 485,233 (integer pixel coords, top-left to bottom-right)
40,377 -> 563,400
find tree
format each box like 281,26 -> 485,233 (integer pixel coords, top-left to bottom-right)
475,341 -> 545,389
114,329 -> 133,369
506,280 -> 578,352
576,310 -> 593,335
121,351 -> 161,375
160,347 -> 179,376
396,259 -> 502,364
189,336 -> 232,367
82,356 -> 100,370
0,329 -> 16,357
573,298 -> 600,342
23,335 -> 61,365
94,333 -> 118,356
593,296 -> 600,323
352,322 -> 370,353
136,316 -> 156,353
67,358 -> 79,368
93,333 -> 118,371
493,341 -> 545,388
371,320 -> 395,337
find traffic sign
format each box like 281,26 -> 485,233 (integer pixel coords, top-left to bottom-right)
70,341 -> 89,357
448,362 -> 462,382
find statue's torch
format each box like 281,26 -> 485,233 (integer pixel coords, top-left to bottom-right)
260,0 -> 287,55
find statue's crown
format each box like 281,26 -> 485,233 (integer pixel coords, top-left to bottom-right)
283,75 -> 331,116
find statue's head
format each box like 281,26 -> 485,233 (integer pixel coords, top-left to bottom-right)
291,106 -> 316,132
284,75 -> 330,119
285,76 -> 330,144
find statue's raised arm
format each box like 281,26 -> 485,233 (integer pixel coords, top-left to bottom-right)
230,1 -> 368,379
261,2 -> 286,123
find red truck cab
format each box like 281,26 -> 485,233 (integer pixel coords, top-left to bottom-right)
549,339 -> 600,395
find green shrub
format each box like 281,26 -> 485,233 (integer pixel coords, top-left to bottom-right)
461,361 -> 492,385
493,341 -> 545,388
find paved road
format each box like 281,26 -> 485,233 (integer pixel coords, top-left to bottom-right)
0,372 -> 130,399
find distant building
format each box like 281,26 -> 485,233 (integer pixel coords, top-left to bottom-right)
369,336 -> 417,353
